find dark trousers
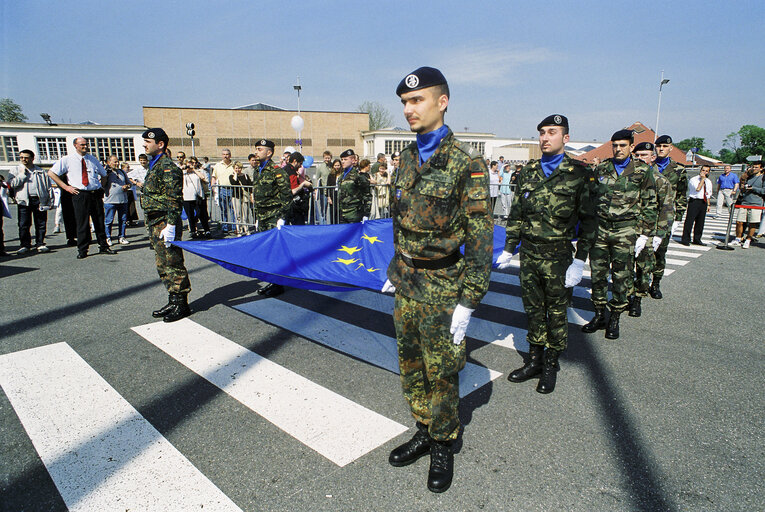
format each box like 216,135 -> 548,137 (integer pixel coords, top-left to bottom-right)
183,198 -> 210,233
17,199 -> 48,248
71,190 -> 108,254
682,198 -> 707,244
0,208 -> 5,253
60,188 -> 77,242
127,193 -> 139,222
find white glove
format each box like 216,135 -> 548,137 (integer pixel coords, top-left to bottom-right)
670,220 -> 679,238
635,235 -> 648,257
495,250 -> 514,269
381,279 -> 396,294
159,224 -> 176,248
652,236 -> 662,252
564,258 -> 585,288
276,218 -> 285,230
362,216 -> 369,223
450,304 -> 474,344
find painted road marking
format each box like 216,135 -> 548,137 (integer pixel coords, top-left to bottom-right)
0,343 -> 242,512
132,319 -> 407,467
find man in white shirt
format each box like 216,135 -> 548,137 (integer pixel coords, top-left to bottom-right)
680,165 -> 713,246
47,137 -> 117,258
211,148 -> 235,233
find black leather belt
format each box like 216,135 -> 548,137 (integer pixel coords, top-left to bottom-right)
400,250 -> 461,270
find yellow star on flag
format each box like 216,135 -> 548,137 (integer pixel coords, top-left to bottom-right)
332,257 -> 359,266
361,234 -> 382,244
366,267 -> 380,272
338,245 -> 362,255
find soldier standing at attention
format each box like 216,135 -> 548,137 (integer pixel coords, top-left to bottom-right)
141,128 -> 191,322
629,142 -> 672,317
582,130 -> 657,339
336,149 -> 371,223
496,115 -> 596,393
381,67 -> 492,493
251,138 -> 292,298
649,135 -> 687,299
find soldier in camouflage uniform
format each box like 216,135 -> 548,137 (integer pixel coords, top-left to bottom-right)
497,114 -> 596,394
250,139 -> 292,298
382,67 -> 492,494
649,135 -> 688,299
582,129 -> 658,339
336,149 -> 371,223
629,142 -> 673,316
141,128 -> 191,322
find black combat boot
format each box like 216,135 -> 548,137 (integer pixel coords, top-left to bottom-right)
152,294 -> 173,318
536,348 -> 561,394
508,343 -> 544,382
389,422 -> 430,467
605,309 -> 621,339
163,292 -> 191,323
427,440 -> 454,493
582,307 -> 607,333
628,296 -> 642,317
649,277 -> 663,299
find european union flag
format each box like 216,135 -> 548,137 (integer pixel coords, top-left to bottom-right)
173,219 -> 508,291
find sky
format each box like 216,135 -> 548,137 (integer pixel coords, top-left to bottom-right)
2,0 -> 763,153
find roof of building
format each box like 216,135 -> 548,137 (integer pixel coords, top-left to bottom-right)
573,122 -> 692,165
233,103 -> 286,111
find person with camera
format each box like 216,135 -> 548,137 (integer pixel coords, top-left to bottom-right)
9,149 -> 54,254
731,161 -> 764,248
680,165 -> 713,246
284,152 -> 312,225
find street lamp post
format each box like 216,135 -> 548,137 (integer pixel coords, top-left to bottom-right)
655,70 -> 670,140
292,77 -> 304,151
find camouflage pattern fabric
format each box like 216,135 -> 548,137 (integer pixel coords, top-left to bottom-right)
141,154 -> 183,227
635,170 -> 671,297
505,155 -> 596,350
148,217 -> 190,294
589,158 -> 657,311
252,160 -> 292,231
393,294 -> 465,442
654,160 -> 688,279
337,166 -> 371,223
387,130 -> 493,309
633,243 -> 654,298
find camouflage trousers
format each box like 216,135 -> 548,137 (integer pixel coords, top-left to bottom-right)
520,249 -> 573,351
652,233 -> 671,279
634,244 -> 655,298
393,294 -> 466,442
256,211 -> 279,232
149,220 -> 191,294
589,224 -> 636,311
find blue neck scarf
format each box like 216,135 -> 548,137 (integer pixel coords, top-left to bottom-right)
258,160 -> 268,174
540,153 -> 565,178
416,124 -> 449,165
149,152 -> 163,170
613,157 -> 631,176
656,156 -> 670,173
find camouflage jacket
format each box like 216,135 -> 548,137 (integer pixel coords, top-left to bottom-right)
592,158 -> 658,236
337,166 -> 371,222
387,129 -> 493,309
141,153 -> 183,227
657,160 -> 688,221
251,160 -> 292,220
653,170 -> 673,237
505,154 -> 596,261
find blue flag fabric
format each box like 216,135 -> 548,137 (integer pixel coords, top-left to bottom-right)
173,219 -> 509,291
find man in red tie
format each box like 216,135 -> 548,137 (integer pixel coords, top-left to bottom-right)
680,165 -> 713,246
48,138 -> 116,258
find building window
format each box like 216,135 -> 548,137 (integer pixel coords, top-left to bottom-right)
85,137 -> 136,162
2,136 -> 19,161
36,137 -> 68,161
384,139 -> 412,155
469,141 -> 485,154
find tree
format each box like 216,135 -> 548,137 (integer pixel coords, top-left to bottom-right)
357,101 -> 393,131
719,125 -> 765,163
674,137 -> 714,158
0,98 -> 27,122
720,131 -> 745,163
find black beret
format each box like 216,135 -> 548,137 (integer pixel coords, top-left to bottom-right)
634,142 -> 654,152
391,151 -> 401,159
255,139 -> 275,150
655,135 -> 673,145
396,66 -> 448,96
537,114 -> 568,132
611,129 -> 634,142
340,149 -> 355,158
142,128 -> 168,144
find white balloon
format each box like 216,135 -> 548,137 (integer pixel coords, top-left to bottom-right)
291,115 -> 304,131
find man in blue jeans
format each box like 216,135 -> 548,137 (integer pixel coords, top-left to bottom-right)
103,155 -> 131,245
212,148 -> 235,232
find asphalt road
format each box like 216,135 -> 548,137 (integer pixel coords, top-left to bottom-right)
1,212 -> 763,512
